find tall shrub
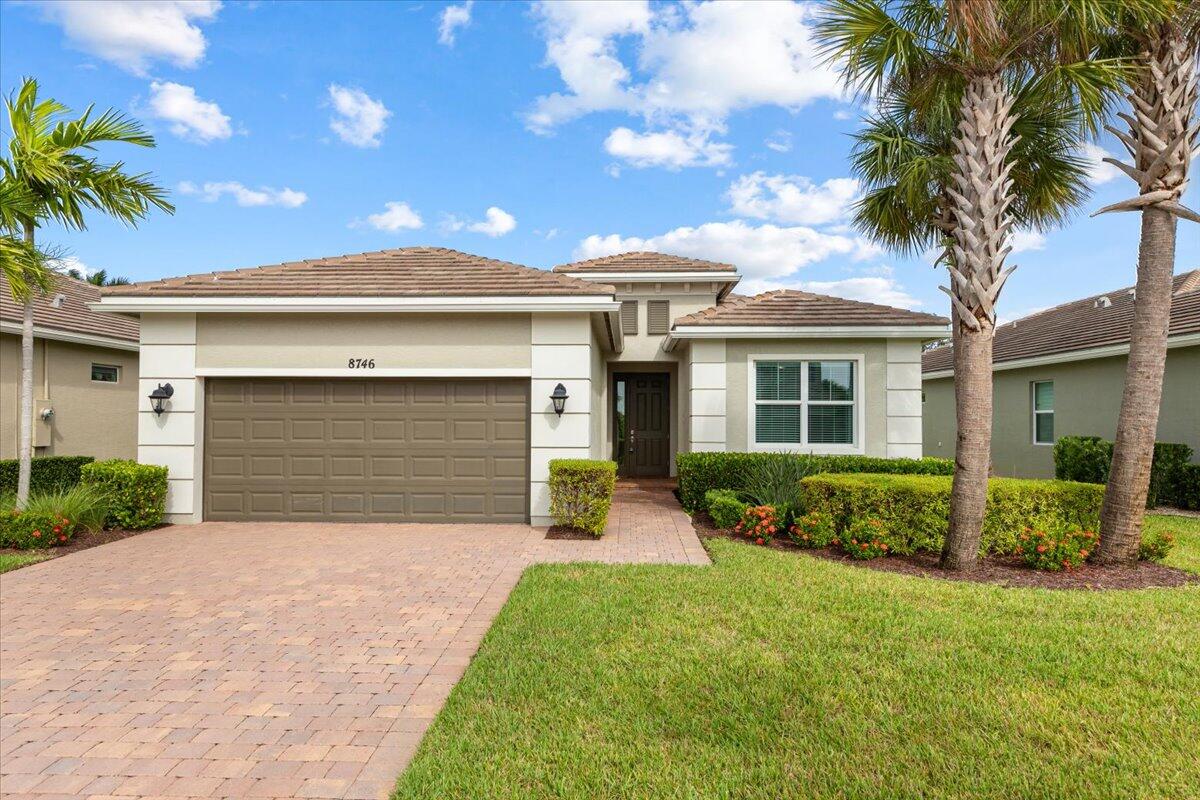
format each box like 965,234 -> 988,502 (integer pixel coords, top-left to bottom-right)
548,459 -> 617,538
0,455 -> 93,495
80,460 -> 168,530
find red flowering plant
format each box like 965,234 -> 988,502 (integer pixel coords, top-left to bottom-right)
734,505 -> 780,546
1014,525 -> 1095,571
0,511 -> 79,550
788,510 -> 837,548
841,517 -> 891,560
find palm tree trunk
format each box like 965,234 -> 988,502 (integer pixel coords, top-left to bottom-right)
938,73 -> 1017,571
1096,27 -> 1198,563
17,221 -> 35,507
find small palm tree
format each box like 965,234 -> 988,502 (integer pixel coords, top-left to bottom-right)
819,0 -> 1128,570
1,175 -> 54,300
3,77 -> 173,506
1095,2 -> 1200,563
65,267 -> 132,286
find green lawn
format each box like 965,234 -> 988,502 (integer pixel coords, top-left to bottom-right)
0,551 -> 48,573
394,515 -> 1200,800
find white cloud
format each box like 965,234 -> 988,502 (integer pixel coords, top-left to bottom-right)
178,181 -> 307,208
147,81 -> 231,143
576,220 -> 879,288
450,206 -> 517,237
358,201 -> 424,231
35,0 -> 221,75
793,275 -> 922,309
52,255 -> 96,279
527,0 -> 842,164
764,130 -> 792,153
327,84 -> 391,148
1079,142 -> 1122,185
438,1 -> 473,46
603,127 -> 732,169
1011,229 -> 1047,253
727,172 -> 860,226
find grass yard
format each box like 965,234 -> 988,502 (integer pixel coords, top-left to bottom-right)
0,551 -> 48,573
394,515 -> 1200,800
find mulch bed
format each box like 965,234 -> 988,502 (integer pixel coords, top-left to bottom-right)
1,526 -> 157,569
545,525 -> 599,540
691,513 -> 1199,591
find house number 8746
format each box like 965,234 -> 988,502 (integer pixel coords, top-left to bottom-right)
347,358 -> 376,368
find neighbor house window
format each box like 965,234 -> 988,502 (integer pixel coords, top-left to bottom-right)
754,359 -> 856,448
91,364 -> 119,383
647,300 -> 670,334
620,300 -> 638,335
1032,380 -> 1054,444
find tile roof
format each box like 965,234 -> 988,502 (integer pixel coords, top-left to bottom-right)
1,272 -> 139,343
673,289 -> 949,328
102,247 -> 612,297
553,251 -> 737,273
922,269 -> 1200,373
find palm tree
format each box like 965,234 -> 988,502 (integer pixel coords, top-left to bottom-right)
64,267 -> 132,286
1,175 -> 55,301
819,0 -> 1128,570
3,77 -> 172,506
1095,3 -> 1199,563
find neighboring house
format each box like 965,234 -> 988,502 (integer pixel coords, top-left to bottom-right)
0,273 -> 140,461
923,270 -> 1200,478
93,247 -> 948,525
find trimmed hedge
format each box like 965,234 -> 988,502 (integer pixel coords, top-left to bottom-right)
548,459 -> 617,538
704,489 -> 746,529
80,460 -> 168,530
798,473 -> 1104,556
0,455 -> 94,495
1053,435 -> 1197,508
676,452 -> 954,512
1176,464 -> 1200,511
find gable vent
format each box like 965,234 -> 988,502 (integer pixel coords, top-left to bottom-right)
620,300 -> 638,335
1095,295 -> 1112,309
647,300 -> 670,334
51,293 -> 67,308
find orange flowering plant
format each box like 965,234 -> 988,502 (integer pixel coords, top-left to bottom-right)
1014,525 -> 1095,571
788,510 -> 837,548
734,505 -> 779,546
0,511 -> 79,550
1138,529 -> 1176,562
841,517 -> 891,560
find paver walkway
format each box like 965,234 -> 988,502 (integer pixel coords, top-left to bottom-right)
0,483 -> 706,800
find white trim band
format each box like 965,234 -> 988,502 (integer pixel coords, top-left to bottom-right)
194,367 -> 534,378
92,295 -> 621,314
555,271 -> 739,284
921,332 -> 1200,379
0,321 -> 139,351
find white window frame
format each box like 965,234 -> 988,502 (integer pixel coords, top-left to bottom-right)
1032,380 -> 1054,445
747,353 -> 865,455
91,363 -> 121,384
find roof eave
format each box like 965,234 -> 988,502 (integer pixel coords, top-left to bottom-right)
91,295 -> 622,314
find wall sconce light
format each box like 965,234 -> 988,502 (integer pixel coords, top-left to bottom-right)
148,383 -> 174,416
550,382 -> 569,416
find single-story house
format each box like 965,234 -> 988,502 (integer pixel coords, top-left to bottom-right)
922,269 -> 1200,477
1,273 -> 140,461
93,247 -> 948,525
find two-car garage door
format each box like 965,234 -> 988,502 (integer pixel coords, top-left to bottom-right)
203,378 -> 528,522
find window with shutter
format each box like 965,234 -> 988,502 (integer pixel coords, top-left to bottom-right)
1032,381 -> 1054,444
620,300 -> 638,335
752,359 -> 857,449
647,300 -> 669,334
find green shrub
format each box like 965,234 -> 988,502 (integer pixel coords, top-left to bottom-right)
1138,528 -> 1177,562
1175,464 -> 1200,511
734,505 -> 779,545
0,509 -> 78,549
676,452 -> 954,512
738,454 -> 817,526
80,460 -> 169,530
788,509 -> 837,548
20,485 -> 110,532
841,517 -> 891,560
1014,525 -> 1096,571
0,455 -> 95,495
799,473 -> 1104,556
1053,435 -> 1195,508
548,459 -> 617,538
705,489 -> 746,529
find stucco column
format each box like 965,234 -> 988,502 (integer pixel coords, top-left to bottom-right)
136,313 -> 203,524
688,339 -> 726,452
530,314 -> 592,526
886,339 -> 923,458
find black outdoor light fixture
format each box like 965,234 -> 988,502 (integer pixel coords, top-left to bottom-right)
550,382 -> 569,416
148,383 -> 174,416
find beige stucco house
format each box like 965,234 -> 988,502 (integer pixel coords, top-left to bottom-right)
923,270 -> 1200,477
1,274 -> 140,461
93,247 -> 948,525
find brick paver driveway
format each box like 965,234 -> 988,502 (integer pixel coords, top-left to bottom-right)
1,484 -> 706,800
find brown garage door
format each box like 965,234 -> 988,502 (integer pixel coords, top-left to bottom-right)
204,378 -> 528,522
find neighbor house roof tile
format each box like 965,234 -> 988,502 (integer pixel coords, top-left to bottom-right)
1,273 -> 139,343
102,247 -> 612,297
673,289 -> 948,328
921,269 -> 1200,373
552,251 -> 737,273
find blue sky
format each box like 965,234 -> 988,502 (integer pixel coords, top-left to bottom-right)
1,0 -> 1196,319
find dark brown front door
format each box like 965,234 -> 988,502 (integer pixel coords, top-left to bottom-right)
614,373 -> 669,477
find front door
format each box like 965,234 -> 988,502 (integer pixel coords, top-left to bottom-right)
614,373 -> 669,477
